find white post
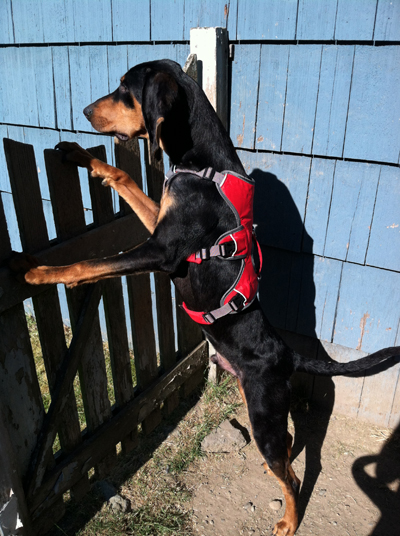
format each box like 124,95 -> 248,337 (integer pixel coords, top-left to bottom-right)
190,27 -> 229,130
189,28 -> 229,382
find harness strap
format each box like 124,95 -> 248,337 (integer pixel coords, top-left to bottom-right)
186,240 -> 237,264
182,293 -> 246,325
165,166 -> 226,187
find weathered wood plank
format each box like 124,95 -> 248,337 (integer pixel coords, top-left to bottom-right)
335,0 -> 377,41
26,284 -> 103,501
0,211 -> 149,315
324,161 -> 380,263
30,341 -> 208,517
296,0 -> 337,40
374,0 -> 400,41
255,45 -> 289,152
107,45 -> 129,95
71,0 -> 112,42
34,47 -> 56,128
151,0 -> 184,41
343,46 -> 400,164
184,0 -> 238,39
88,145 -> 136,452
230,44 -> 261,150
303,158 -> 336,256
175,289 -> 203,358
112,0 -> 150,41
0,400 -> 33,533
334,263 -> 400,353
68,46 -> 93,132
242,151 -> 311,252
45,147 -> 117,476
366,165 -> 400,271
282,45 -> 322,154
5,139 -> 89,500
0,0 -> 14,44
144,144 -> 176,372
298,255 -> 342,342
0,191 -> 44,479
313,46 -> 354,158
237,0 -> 297,40
114,137 -> 143,214
11,0 -> 44,43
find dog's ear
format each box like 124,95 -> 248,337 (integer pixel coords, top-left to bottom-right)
142,71 -> 179,160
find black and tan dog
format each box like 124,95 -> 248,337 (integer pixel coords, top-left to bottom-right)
11,60 -> 399,535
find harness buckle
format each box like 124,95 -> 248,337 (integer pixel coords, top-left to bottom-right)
201,168 -> 216,181
229,293 -> 246,312
196,248 -> 210,261
219,240 -> 237,258
203,312 -> 216,324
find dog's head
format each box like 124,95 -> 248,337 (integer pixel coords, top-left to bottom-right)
83,59 -> 186,160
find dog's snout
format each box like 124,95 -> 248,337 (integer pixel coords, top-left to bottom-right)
83,105 -> 93,120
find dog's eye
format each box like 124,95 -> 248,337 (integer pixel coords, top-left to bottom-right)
120,84 -> 129,94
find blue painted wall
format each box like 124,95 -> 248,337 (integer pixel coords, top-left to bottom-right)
0,2 -> 399,402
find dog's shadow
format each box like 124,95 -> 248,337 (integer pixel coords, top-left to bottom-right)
251,167 -> 335,524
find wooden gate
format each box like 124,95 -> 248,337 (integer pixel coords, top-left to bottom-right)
0,136 -> 207,535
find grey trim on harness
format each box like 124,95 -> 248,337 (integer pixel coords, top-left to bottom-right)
202,293 -> 246,324
164,166 -> 227,191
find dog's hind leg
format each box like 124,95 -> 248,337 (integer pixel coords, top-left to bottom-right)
56,142 -> 160,232
241,378 -> 301,536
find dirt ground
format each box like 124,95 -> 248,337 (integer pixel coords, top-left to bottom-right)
182,405 -> 400,536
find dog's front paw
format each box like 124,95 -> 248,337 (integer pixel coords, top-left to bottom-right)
8,251 -> 40,284
55,141 -> 93,169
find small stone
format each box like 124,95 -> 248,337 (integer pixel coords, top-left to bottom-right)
243,501 -> 253,510
251,505 -> 256,512
319,489 -> 327,497
201,420 -> 248,453
109,494 -> 130,513
269,499 -> 282,511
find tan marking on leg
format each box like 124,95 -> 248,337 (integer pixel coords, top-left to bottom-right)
237,380 -> 300,535
56,142 -> 159,233
264,460 -> 300,536
157,190 -> 175,224
24,260 -> 118,288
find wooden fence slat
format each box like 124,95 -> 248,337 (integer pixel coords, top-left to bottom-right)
114,137 -> 142,214
30,341 -> 208,517
44,148 -> 117,478
115,138 -> 162,434
88,145 -> 137,453
5,139 -> 88,510
26,284 -> 103,502
144,145 -> 176,372
0,194 -> 37,533
0,399 -> 33,534
0,211 -> 149,314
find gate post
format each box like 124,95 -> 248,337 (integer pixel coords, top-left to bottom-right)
0,402 -> 32,536
190,27 -> 229,382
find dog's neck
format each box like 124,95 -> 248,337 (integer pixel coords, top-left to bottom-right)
162,85 -> 246,176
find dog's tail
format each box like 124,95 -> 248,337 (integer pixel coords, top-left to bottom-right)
292,346 -> 400,376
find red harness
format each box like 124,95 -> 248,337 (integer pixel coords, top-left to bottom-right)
165,167 -> 262,325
